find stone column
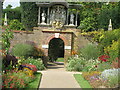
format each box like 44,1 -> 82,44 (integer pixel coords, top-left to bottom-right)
47,7 -> 50,24
38,6 -> 41,25
66,9 -> 69,25
75,10 -> 78,26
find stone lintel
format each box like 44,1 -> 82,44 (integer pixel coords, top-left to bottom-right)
42,30 -> 73,34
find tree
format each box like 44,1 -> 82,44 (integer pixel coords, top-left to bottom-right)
20,2 -> 38,31
97,2 -> 119,30
6,4 -> 12,9
3,6 -> 21,23
78,2 -> 102,31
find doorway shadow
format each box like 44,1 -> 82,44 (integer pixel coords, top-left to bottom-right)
47,62 -> 64,70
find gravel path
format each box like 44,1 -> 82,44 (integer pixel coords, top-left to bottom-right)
38,62 -> 81,88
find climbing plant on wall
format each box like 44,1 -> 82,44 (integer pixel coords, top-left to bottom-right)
2,28 -> 13,54
20,2 -> 38,31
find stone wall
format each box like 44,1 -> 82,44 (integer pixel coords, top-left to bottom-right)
10,27 -> 90,64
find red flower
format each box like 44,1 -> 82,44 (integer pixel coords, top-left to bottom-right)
98,55 -> 110,62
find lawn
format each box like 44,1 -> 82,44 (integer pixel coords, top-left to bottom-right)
25,72 -> 42,89
56,58 -> 64,62
74,74 -> 92,89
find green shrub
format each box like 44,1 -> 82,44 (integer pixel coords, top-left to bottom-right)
80,43 -> 99,60
99,29 -> 120,48
66,57 -> 86,71
9,19 -> 25,30
12,43 -> 34,58
97,62 -> 111,71
22,58 -> 45,70
82,59 -> 100,72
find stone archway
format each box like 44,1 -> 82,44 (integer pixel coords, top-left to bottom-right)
48,38 -> 64,62
41,32 -> 73,63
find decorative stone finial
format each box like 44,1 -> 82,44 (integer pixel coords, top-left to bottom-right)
4,13 -> 7,26
108,19 -> 112,31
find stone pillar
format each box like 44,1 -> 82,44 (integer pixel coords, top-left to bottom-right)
66,9 -> 69,25
47,7 -> 50,24
75,10 -> 78,26
38,6 -> 41,25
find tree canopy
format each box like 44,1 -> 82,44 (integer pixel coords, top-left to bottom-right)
3,5 -> 21,23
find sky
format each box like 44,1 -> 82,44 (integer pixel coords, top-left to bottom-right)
3,0 -> 20,9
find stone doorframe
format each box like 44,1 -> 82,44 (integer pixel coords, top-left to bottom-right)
41,31 -> 73,63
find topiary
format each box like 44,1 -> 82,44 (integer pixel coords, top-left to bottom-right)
12,43 -> 34,58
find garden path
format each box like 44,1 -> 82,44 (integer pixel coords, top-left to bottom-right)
38,62 -> 81,88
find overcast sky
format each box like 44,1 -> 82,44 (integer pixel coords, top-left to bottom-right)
3,0 -> 20,9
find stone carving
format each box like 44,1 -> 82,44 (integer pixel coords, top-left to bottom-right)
69,13 -> 74,26
41,10 -> 46,24
52,20 -> 63,30
50,5 -> 66,25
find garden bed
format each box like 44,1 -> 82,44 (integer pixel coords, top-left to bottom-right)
25,72 -> 42,89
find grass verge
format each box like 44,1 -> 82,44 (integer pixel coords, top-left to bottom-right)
74,74 -> 92,89
25,72 -> 42,89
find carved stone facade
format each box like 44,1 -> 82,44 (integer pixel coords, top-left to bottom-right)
36,1 -> 81,28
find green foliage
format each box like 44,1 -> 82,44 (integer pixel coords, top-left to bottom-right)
78,2 -> 120,31
108,76 -> 119,88
25,72 -> 42,88
2,28 -> 13,53
97,3 -> 120,29
80,43 -> 100,60
66,57 -> 86,71
82,59 -> 100,72
9,19 -> 25,30
22,58 -> 45,70
99,29 -> 120,48
104,40 -> 119,62
20,2 -> 38,31
97,62 -> 111,71
12,43 -> 34,58
3,6 -> 21,22
78,17 -> 97,31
